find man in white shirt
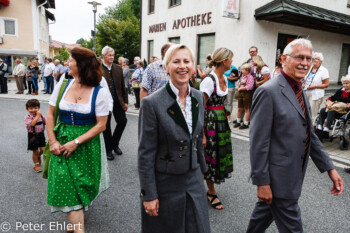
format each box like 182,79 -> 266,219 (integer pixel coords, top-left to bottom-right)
13,59 -> 25,94
44,58 -> 55,94
54,59 -> 64,83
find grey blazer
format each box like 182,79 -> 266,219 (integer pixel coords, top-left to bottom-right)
138,83 -> 206,201
249,73 -> 334,200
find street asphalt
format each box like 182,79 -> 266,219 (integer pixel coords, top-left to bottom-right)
0,99 -> 349,233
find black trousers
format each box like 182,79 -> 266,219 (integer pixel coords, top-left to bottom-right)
103,101 -> 127,153
27,80 -> 34,94
247,198 -> 303,233
23,77 -> 27,89
134,88 -> 141,108
0,75 -> 7,93
318,107 -> 343,128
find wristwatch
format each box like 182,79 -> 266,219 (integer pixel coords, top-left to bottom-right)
74,139 -> 80,146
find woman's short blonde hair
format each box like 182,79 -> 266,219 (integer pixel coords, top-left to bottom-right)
241,63 -> 251,73
341,74 -> 350,83
208,48 -> 233,68
162,44 -> 195,70
252,55 -> 267,70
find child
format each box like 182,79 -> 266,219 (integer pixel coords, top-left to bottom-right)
234,63 -> 254,129
25,99 -> 46,173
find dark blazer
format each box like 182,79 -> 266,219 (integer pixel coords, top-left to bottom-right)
138,83 -> 206,202
102,63 -> 128,108
249,73 -> 334,200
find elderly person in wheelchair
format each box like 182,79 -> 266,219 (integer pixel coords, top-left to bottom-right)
315,75 -> 350,146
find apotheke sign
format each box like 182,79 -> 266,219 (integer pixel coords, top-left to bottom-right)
149,12 -> 212,33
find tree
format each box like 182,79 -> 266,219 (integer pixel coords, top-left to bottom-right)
97,0 -> 140,61
58,46 -> 70,62
76,38 -> 94,50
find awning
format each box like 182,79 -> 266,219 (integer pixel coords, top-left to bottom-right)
38,0 -> 56,9
0,49 -> 38,57
255,0 -> 350,36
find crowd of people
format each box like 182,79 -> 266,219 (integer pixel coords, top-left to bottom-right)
18,37 -> 350,233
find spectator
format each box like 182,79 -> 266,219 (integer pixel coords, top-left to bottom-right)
0,58 -> 8,94
304,52 -> 330,120
13,58 -> 25,94
25,60 -> 36,95
62,60 -> 69,73
197,54 -> 213,79
271,54 -> 283,79
118,56 -> 124,67
140,43 -> 173,100
43,58 -> 55,94
253,55 -> 270,88
129,56 -> 140,69
40,57 -> 48,92
54,59 -> 64,83
130,61 -> 144,109
224,64 -> 239,121
241,46 -> 258,78
234,63 -> 254,129
122,58 -> 131,94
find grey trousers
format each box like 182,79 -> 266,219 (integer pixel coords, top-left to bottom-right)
15,76 -> 24,92
246,198 -> 303,233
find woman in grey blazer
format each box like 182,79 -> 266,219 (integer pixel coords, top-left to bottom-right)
138,44 -> 210,233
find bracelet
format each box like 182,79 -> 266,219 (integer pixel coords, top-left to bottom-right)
49,140 -> 57,146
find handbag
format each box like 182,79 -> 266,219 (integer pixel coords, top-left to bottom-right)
42,78 -> 69,179
132,81 -> 141,88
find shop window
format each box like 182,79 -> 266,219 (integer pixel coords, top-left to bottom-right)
348,0 -> 350,8
149,0 -> 155,14
169,37 -> 180,44
169,0 -> 181,7
338,44 -> 350,84
148,40 -> 154,63
197,33 -> 215,68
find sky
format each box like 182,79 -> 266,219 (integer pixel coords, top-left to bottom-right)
49,0 -> 119,44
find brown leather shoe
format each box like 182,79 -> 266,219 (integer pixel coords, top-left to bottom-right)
33,163 -> 42,173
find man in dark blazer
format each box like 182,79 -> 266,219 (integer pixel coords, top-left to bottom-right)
101,46 -> 128,160
247,38 -> 344,233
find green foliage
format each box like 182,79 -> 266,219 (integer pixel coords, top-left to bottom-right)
58,46 -> 70,62
96,0 -> 140,62
76,38 -> 94,51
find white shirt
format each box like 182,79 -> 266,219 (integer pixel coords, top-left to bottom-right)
13,63 -> 25,76
348,65 -> 350,75
100,76 -> 114,112
169,80 -> 192,135
44,62 -> 55,77
304,65 -> 329,100
199,71 -> 228,97
49,75 -> 110,116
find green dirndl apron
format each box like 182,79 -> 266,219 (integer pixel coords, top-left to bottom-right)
47,122 -> 109,213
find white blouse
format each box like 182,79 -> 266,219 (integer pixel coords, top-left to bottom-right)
49,75 -> 110,116
200,71 -> 228,97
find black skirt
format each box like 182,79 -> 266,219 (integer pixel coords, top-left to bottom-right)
27,132 -> 46,151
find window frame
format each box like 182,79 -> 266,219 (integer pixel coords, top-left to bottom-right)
169,0 -> 181,8
0,17 -> 18,37
147,40 -> 154,63
168,37 -> 180,44
197,33 -> 215,67
148,0 -> 155,14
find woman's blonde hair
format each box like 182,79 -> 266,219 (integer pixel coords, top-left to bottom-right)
162,44 -> 195,70
252,55 -> 267,71
241,63 -> 251,73
208,48 -> 233,68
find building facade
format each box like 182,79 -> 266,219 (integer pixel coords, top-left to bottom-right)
49,40 -> 81,60
0,0 -> 55,73
141,0 -> 350,84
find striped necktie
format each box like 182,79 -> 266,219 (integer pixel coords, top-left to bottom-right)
296,84 -> 310,156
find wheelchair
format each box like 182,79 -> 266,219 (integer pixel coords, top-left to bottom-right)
313,110 -> 350,150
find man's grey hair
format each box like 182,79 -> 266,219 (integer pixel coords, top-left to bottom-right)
134,56 -> 140,61
54,59 -> 60,63
101,46 -> 115,56
283,38 -> 313,56
341,74 -> 350,83
313,52 -> 324,62
123,58 -> 129,65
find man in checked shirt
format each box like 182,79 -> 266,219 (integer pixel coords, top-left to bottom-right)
140,43 -> 173,101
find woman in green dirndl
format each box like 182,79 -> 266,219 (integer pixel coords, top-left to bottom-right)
46,47 -> 110,233
200,48 -> 234,210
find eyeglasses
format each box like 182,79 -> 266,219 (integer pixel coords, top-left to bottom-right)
286,54 -> 313,63
249,50 -> 257,53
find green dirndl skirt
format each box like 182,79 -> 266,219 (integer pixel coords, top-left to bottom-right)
47,122 -> 109,213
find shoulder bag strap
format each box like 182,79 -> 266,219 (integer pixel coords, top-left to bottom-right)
53,78 -> 69,125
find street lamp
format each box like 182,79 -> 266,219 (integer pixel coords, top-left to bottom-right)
88,1 -> 102,54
